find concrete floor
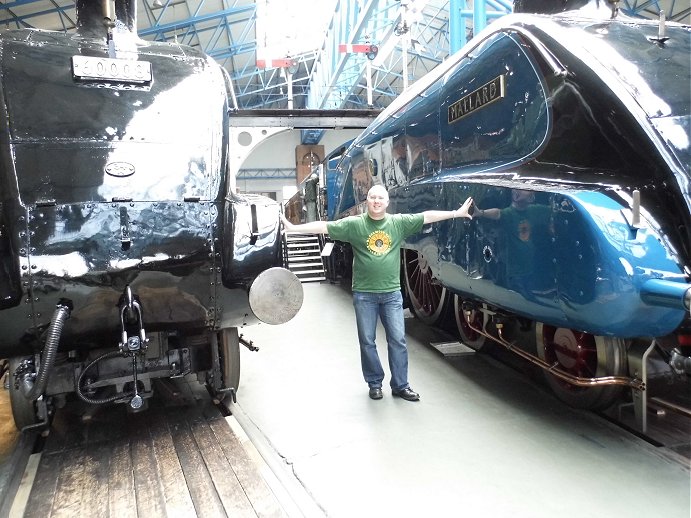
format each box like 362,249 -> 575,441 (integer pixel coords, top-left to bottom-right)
234,282 -> 691,518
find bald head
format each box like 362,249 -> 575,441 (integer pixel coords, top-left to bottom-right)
368,184 -> 389,200
366,184 -> 389,220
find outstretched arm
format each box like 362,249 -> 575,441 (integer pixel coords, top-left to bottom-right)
280,214 -> 329,234
474,207 -> 501,220
422,197 -> 474,224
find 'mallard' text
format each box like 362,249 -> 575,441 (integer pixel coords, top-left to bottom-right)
448,75 -> 505,124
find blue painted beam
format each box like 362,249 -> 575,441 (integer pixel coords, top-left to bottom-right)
138,6 -> 255,37
0,1 -> 74,26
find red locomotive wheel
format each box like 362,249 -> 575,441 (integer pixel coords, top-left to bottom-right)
403,249 -> 449,325
453,295 -> 486,350
536,323 -> 626,410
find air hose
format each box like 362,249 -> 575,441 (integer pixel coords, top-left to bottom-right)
21,300 -> 71,400
77,350 -> 135,405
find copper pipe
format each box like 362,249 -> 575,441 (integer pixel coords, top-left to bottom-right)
462,310 -> 645,391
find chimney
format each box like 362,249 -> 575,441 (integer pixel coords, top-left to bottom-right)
75,0 -> 137,38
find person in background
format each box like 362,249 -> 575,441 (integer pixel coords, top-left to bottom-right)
280,184 -> 474,401
474,189 -> 553,296
303,173 -> 319,222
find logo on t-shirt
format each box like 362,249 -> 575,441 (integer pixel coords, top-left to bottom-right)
367,230 -> 392,256
517,219 -> 531,242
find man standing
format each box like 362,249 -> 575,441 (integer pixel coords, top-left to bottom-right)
281,185 -> 473,401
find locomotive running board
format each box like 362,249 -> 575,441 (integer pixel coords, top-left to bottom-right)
430,341 -> 477,357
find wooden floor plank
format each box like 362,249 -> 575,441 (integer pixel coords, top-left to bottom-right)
166,410 -> 228,517
128,412 -> 168,517
190,417 -> 257,517
107,437 -> 137,518
79,441 -> 111,518
209,418 -> 286,518
50,446 -> 86,518
23,451 -> 62,518
16,378 -> 294,518
147,408 -> 197,517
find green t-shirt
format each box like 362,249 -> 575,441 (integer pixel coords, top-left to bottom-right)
327,213 -> 424,292
500,204 -> 552,277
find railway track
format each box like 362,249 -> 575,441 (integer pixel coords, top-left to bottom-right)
598,394 -> 691,468
416,317 -> 691,469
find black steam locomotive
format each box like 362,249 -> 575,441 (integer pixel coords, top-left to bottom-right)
0,1 -> 302,430
301,0 -> 691,418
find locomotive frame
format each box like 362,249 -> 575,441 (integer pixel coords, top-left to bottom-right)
0,0 -> 303,430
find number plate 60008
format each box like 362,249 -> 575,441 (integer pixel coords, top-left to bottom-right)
72,55 -> 152,84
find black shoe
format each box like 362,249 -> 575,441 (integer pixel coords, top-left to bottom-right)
369,387 -> 383,400
392,387 -> 420,401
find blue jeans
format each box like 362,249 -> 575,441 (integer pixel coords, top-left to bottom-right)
352,290 -> 410,391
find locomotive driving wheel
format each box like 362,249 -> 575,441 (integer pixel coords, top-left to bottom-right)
8,356 -> 39,430
216,327 -> 241,401
453,295 -> 486,350
403,249 -> 449,325
535,323 -> 626,410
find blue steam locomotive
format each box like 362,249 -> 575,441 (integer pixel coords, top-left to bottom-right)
0,0 -> 302,430
311,0 -> 691,413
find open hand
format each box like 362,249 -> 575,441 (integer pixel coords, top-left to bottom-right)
455,197 -> 474,219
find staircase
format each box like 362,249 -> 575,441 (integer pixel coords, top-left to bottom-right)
284,233 -> 326,283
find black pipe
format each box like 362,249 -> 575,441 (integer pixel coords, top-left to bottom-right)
77,350 -> 135,405
21,301 -> 71,401
75,0 -> 137,37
